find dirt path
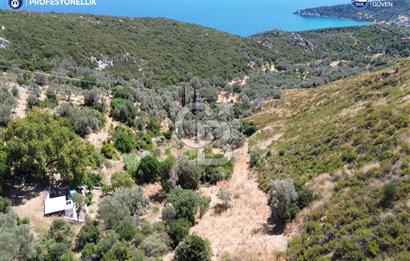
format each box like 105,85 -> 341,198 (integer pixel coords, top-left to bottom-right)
191,142 -> 287,260
13,85 -> 28,119
87,115 -> 118,150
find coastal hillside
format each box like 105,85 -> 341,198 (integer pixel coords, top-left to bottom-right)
244,24 -> 410,98
249,59 -> 410,259
1,10 -> 410,101
253,25 -> 410,63
295,0 -> 410,27
0,10 -> 275,85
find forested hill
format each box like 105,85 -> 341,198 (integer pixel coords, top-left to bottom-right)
252,25 -> 410,63
2,10 -> 410,95
0,10 -> 275,85
295,0 -> 410,27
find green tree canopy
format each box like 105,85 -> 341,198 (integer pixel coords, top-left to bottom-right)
0,212 -> 35,261
175,235 -> 211,261
2,111 -> 97,185
166,187 -> 210,224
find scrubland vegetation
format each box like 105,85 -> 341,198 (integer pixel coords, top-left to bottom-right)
250,60 -> 410,260
0,9 -> 410,261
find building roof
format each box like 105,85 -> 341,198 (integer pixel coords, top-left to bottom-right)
44,195 -> 74,215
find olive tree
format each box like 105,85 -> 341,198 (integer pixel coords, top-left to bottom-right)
0,212 -> 35,260
175,235 -> 211,261
266,179 -> 299,224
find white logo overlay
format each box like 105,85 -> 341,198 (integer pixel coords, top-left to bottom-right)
8,0 -> 24,10
8,0 -> 97,8
351,0 -> 369,10
351,0 -> 394,9
175,102 -> 233,166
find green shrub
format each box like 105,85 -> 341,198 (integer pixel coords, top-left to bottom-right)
76,218 -> 100,249
114,128 -> 134,153
202,158 -> 233,184
57,103 -> 103,137
161,204 -> 177,222
110,98 -> 137,126
123,153 -> 140,174
135,156 -> 161,183
111,172 -> 134,189
147,116 -> 161,135
175,235 -> 211,261
176,160 -> 203,190
101,142 -> 119,160
48,219 -> 74,245
267,179 -> 299,225
115,217 -> 138,241
382,182 -> 396,207
94,231 -> 119,259
112,86 -> 134,100
138,232 -> 171,257
81,243 -> 97,260
166,187 -> 210,224
217,188 -> 232,210
167,218 -> 190,247
98,188 -> 148,229
240,120 -> 257,136
0,197 -> 11,213
48,242 -> 72,261
80,75 -> 97,89
250,149 -> 262,168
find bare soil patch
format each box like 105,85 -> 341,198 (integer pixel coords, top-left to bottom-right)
12,85 -> 28,119
191,142 -> 287,260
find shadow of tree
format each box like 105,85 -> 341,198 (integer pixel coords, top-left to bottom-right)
3,178 -> 47,206
213,203 -> 229,215
263,215 -> 285,235
148,190 -> 166,204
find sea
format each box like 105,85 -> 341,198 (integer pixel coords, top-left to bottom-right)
0,0 -> 369,36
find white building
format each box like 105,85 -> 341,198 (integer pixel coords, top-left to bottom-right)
44,193 -> 74,217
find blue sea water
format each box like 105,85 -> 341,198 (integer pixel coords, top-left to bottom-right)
0,0 -> 369,36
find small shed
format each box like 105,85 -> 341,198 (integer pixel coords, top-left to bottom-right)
44,193 -> 74,216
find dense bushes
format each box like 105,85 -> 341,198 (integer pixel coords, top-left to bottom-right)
84,88 -> 108,112
76,218 -> 100,250
0,212 -> 35,260
240,120 -> 257,136
2,111 -> 98,185
138,232 -> 171,257
57,103 -> 103,137
267,179 -> 313,225
167,218 -> 191,247
176,159 -> 203,190
110,172 -> 134,190
98,188 -> 149,229
113,128 -> 134,153
100,142 -> 119,160
110,98 -> 137,126
0,86 -> 17,126
134,156 -> 162,183
166,187 -> 210,224
381,182 -> 397,207
175,235 -> 212,261
203,161 -> 233,184
179,152 -> 233,185
35,219 -> 76,260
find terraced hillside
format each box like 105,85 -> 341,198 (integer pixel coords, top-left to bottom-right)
249,60 -> 410,260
